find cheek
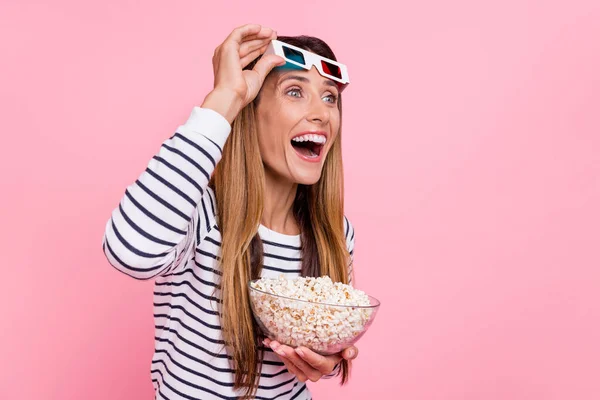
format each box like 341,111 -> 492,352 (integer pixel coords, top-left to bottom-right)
256,106 -> 299,153
256,114 -> 287,162
256,112 -> 274,148
330,113 -> 341,141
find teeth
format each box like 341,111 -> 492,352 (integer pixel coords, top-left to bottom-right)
292,134 -> 327,144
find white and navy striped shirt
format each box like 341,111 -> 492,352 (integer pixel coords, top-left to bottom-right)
102,106 -> 355,400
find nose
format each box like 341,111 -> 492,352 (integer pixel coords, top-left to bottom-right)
306,96 -> 330,125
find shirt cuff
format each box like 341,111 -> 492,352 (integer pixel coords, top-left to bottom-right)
177,106 -> 232,149
322,361 -> 341,379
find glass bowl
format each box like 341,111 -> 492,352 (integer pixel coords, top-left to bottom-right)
248,279 -> 381,356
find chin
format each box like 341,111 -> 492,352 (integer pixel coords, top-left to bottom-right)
295,176 -> 321,185
290,168 -> 323,185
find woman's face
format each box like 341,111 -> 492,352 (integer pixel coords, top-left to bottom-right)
255,66 -> 341,186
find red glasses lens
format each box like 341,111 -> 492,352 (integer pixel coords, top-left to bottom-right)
321,60 -> 342,79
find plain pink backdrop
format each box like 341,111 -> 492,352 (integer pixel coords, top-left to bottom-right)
1,0 -> 599,399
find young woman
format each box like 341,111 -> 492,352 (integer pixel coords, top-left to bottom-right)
102,24 -> 358,400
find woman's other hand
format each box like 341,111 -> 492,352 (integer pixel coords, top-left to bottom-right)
264,338 -> 359,383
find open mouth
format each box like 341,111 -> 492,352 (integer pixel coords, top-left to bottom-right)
290,134 -> 326,160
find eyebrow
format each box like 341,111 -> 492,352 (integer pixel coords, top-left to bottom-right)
279,75 -> 338,89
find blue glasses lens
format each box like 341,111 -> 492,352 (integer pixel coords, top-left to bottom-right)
282,46 -> 306,65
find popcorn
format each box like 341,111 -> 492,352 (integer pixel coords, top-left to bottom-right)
249,276 -> 374,354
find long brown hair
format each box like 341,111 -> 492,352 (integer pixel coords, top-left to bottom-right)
210,36 -> 351,398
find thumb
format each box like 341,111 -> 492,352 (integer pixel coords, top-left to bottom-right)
252,55 -> 286,84
342,346 -> 358,360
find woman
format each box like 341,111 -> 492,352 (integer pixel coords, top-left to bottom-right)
102,24 -> 358,399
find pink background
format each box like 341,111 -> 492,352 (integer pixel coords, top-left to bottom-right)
1,0 -> 599,399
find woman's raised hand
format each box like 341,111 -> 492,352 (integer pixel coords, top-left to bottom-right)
202,24 -> 286,123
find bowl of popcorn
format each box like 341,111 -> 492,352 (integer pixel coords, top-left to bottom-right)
248,276 -> 380,356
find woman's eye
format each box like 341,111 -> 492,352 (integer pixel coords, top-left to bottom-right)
323,94 -> 338,103
287,88 -> 302,97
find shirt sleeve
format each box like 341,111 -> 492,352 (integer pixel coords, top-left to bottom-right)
102,107 -> 230,280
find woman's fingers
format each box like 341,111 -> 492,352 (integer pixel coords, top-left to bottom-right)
281,358 -> 308,382
240,45 -> 269,69
238,32 -> 276,68
341,345 -> 359,361
239,38 -> 271,57
264,339 -> 309,382
251,54 -> 286,81
239,29 -> 276,48
223,24 -> 274,55
214,24 -> 274,71
264,340 -> 352,382
225,24 -> 265,45
240,54 -> 285,101
294,346 -> 342,374
269,342 -> 323,382
211,24 -> 279,105
239,33 -> 277,58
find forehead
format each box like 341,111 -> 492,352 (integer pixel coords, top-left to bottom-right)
271,67 -> 338,89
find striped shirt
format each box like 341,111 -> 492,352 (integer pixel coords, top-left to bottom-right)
102,106 -> 355,400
